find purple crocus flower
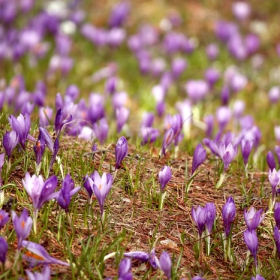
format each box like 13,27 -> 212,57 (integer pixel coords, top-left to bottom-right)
118,258 -> 132,280
267,151 -> 276,171
161,128 -> 174,156
192,144 -> 206,174
3,130 -> 18,159
268,169 -> 280,199
22,240 -> 69,266
0,210 -> 9,229
49,137 -> 59,170
232,2 -> 251,20
159,166 -> 172,192
26,265 -> 51,280
39,107 -> 53,127
171,57 -> 187,79
241,139 -> 253,165
233,100 -> 245,119
93,118 -> 109,144
244,229 -> 258,265
12,208 -> 32,249
141,112 -> 154,128
275,202 -> 280,229
220,86 -> 230,105
38,127 -> 54,153
205,203 -> 216,233
8,113 -> 31,150
192,277 -> 206,280
33,138 -> 46,166
109,1 -> 130,28
206,43 -> 219,61
274,226 -> 280,258
116,107 -> 129,133
54,109 -> 72,136
222,197 -> 236,237
140,127 -> 160,145
185,80 -> 209,103
0,153 -> 4,186
0,237 -> 8,264
244,207 -> 265,231
218,141 -> 238,171
123,251 -> 149,262
204,115 -> 214,139
205,68 -> 220,88
251,275 -> 265,280
88,171 -> 114,217
216,106 -> 231,130
115,136 -> 128,169
22,172 -> 59,212
57,174 -> 81,212
269,86 -> 280,104
156,251 -> 172,279
191,205 -> 207,237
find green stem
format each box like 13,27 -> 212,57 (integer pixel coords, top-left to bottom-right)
158,191 -> 166,210
33,209 -> 38,235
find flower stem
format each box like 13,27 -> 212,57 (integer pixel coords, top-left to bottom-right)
158,191 -> 166,210
33,209 -> 38,235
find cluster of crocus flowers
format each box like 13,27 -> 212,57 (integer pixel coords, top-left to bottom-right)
158,166 -> 172,210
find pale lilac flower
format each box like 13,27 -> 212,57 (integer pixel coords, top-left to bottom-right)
22,172 -> 59,212
270,87 -> 280,103
116,106 -> 129,133
118,258 -> 132,279
185,80 -> 209,103
233,100 -> 245,119
192,277 -> 206,280
244,207 -> 265,231
206,43 -> 219,61
22,240 -> 69,266
215,21 -> 238,43
232,2 -> 251,20
123,251 -> 149,262
216,106 -> 231,130
12,208 -> 32,249
88,171 -> 114,216
244,229 -> 258,265
204,115 -> 214,139
268,169 -> 280,199
192,144 -> 206,174
218,141 -> 238,170
275,126 -> 280,142
112,91 -> 127,109
159,166 -> 172,192
191,205 -> 207,237
171,57 -> 187,79
205,68 -> 220,88
141,112 -> 154,128
93,118 -> 109,144
26,265 -> 51,280
222,197 -> 236,237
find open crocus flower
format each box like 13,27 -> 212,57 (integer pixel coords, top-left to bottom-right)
268,168 -> 280,199
12,208 -> 33,249
26,265 -> 51,280
8,113 -> 31,150
22,240 -> 69,266
88,171 -> 114,217
244,207 -> 265,231
218,141 -> 238,171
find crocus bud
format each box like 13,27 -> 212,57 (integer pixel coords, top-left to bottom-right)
115,136 -> 128,169
0,237 -> 8,264
220,86 -> 230,105
123,251 -> 149,262
274,226 -> 280,258
185,80 -> 209,103
159,166 -> 172,192
161,128 -> 174,156
241,139 -> 253,165
216,106 -> 231,130
205,202 -> 216,233
3,130 -> 18,159
274,202 -> 280,229
244,207 -> 265,232
222,197 -> 236,237
206,43 -> 219,61
205,68 -> 220,88
232,2 -> 251,21
192,143 -> 206,174
118,258 -> 132,279
0,210 -> 9,229
191,205 -> 207,237
171,57 -> 187,79
116,106 -> 129,133
158,251 -> 172,279
244,229 -> 258,265
204,115 -> 214,139
267,151 -> 276,171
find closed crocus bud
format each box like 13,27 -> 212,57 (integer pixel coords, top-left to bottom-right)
268,169 -> 280,199
158,251 -> 172,279
171,57 -> 187,79
124,251 -> 149,262
245,34 -> 260,55
205,203 -> 216,233
241,139 -> 253,165
192,143 -> 206,174
185,80 -> 209,103
33,138 -> 46,166
0,237 -> 8,264
220,86 -> 230,105
115,136 -> 128,169
267,151 -> 276,171
244,207 -> 265,231
274,202 -> 280,229
118,258 -> 132,279
274,226 -> 280,258
159,166 -> 172,192
222,197 -> 236,237
141,112 -> 154,128
39,107 -> 53,127
232,2 -> 251,21
0,209 -> 9,229
191,205 -> 207,237
244,229 -> 258,265
233,100 -> 245,119
116,106 -> 129,133
276,146 -> 280,167
205,68 -> 220,88
216,106 -> 231,130
65,85 -> 79,101
109,1 -> 130,28
3,130 -> 18,159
